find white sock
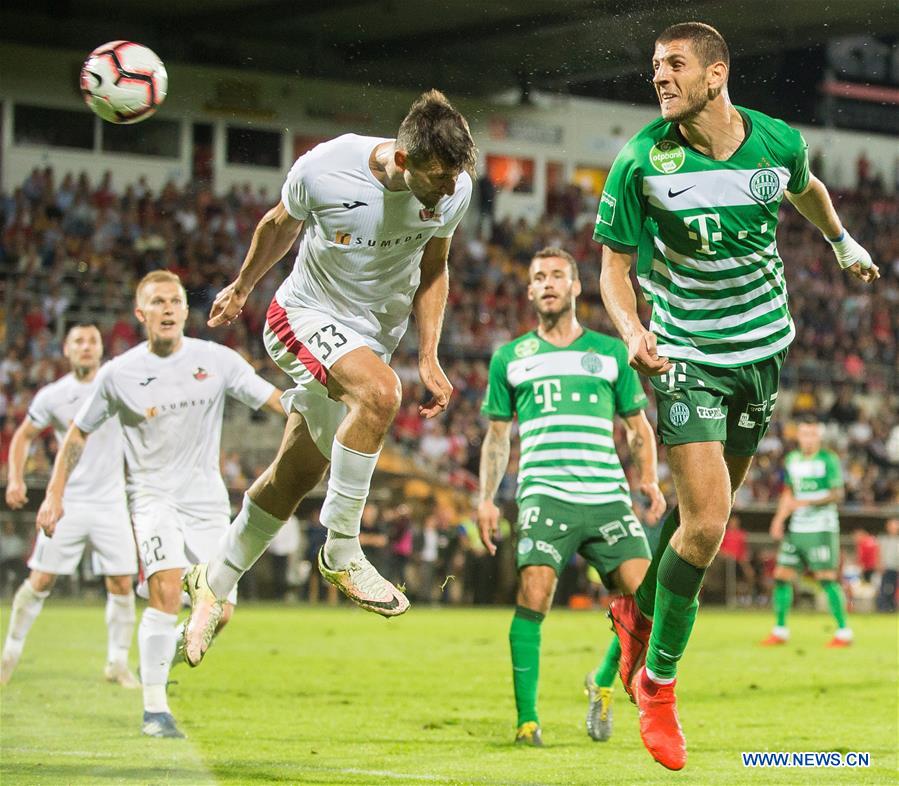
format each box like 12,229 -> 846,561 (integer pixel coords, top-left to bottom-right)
835,627 -> 853,641
321,439 -> 379,569
772,625 -> 789,640
207,494 -> 285,599
645,666 -> 676,686
2,580 -> 50,660
138,607 -> 178,713
105,592 -> 135,666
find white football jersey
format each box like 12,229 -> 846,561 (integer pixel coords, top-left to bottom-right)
74,338 -> 275,518
278,134 -> 472,353
27,372 -> 126,506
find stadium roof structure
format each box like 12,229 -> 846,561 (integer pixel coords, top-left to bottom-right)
2,0 -> 898,106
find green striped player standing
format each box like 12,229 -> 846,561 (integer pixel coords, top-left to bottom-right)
595,22 -> 879,771
762,417 -> 851,648
476,247 -> 665,747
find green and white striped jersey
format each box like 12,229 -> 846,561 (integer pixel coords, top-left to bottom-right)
784,449 -> 843,534
594,106 -> 810,367
481,330 -> 648,506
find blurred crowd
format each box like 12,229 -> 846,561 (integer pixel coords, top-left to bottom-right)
1,166 -> 897,603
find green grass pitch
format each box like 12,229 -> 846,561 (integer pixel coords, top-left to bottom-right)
1,603 -> 896,785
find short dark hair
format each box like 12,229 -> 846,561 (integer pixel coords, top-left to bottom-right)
65,322 -> 100,339
531,247 -> 579,281
656,22 -> 730,69
396,89 -> 478,174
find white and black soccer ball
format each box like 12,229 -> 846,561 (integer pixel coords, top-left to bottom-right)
80,41 -> 168,124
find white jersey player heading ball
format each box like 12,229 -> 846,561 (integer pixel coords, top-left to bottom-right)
3,324 -> 138,689
36,271 -> 284,739
182,89 -> 476,665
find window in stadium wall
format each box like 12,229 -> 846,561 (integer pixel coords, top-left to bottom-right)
486,154 -> 535,193
101,118 -> 181,157
13,104 -> 94,150
226,127 -> 281,168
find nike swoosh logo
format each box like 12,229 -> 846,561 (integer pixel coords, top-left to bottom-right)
667,185 -> 695,198
139,377 -> 157,386
362,595 -> 401,610
524,364 -> 541,372
342,200 -> 368,210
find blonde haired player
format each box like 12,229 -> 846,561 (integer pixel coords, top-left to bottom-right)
3,324 -> 138,688
182,89 -> 476,666
37,271 -> 284,738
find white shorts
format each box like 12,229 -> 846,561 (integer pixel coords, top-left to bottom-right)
131,499 -> 237,604
264,297 -> 390,456
28,501 -> 137,577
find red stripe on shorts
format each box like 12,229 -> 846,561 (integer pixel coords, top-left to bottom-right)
266,298 -> 329,386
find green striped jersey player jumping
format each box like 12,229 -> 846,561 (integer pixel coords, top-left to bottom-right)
595,21 -> 879,771
476,247 -> 666,747
762,417 -> 851,648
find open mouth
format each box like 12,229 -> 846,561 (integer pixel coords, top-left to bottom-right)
160,320 -> 177,328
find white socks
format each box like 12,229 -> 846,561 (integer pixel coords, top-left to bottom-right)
138,607 -> 178,713
105,592 -> 135,667
207,494 -> 285,599
645,667 -> 676,686
321,439 -> 379,569
2,580 -> 50,661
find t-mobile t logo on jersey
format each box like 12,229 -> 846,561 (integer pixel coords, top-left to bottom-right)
684,213 -> 723,256
532,379 -> 562,413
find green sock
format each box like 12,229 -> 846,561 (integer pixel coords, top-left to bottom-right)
634,507 -> 680,618
594,635 -> 621,688
645,546 -> 705,680
773,579 -> 793,627
821,580 -> 848,629
509,605 -> 544,725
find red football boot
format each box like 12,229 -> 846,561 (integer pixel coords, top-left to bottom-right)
608,594 -> 652,701
633,666 -> 687,771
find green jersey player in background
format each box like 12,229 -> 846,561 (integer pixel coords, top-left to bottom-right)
595,22 -> 878,771
477,247 -> 665,746
762,417 -> 851,647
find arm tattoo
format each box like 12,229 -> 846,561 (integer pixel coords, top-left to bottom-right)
61,439 -> 84,479
479,428 -> 511,503
628,431 -> 644,476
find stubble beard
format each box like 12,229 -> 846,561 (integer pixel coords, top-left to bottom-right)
661,83 -> 709,124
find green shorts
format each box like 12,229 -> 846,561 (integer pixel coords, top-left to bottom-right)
777,530 -> 840,572
515,495 -> 651,590
650,349 -> 787,456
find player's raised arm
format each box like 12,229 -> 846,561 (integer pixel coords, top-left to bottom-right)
413,235 -> 453,418
599,246 -> 672,376
621,411 -> 666,524
208,202 -> 304,327
476,419 -> 513,556
5,419 -> 42,509
785,175 -> 879,284
36,423 -> 89,537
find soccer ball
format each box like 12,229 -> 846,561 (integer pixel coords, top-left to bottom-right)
80,41 -> 168,124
